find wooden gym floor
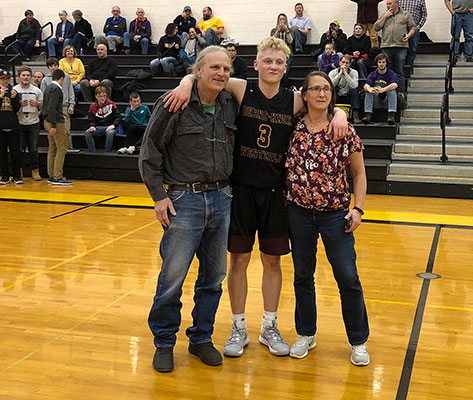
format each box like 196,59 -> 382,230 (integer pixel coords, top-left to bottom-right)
0,180 -> 472,400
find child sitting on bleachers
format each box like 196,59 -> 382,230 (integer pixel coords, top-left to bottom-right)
118,92 -> 151,155
320,43 -> 340,74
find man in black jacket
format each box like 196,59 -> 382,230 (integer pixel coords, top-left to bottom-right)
13,10 -> 41,59
80,44 -> 118,101
43,69 -> 72,185
315,19 -> 348,61
173,6 -> 197,39
224,43 -> 248,80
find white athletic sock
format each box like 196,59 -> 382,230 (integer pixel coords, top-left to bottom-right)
232,313 -> 247,330
262,310 -> 277,329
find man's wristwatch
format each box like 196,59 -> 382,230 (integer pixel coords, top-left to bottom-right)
353,206 -> 364,216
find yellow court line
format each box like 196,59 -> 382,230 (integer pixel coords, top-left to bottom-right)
0,220 -> 158,294
0,283 -> 144,375
366,210 -> 473,227
2,189 -> 473,227
0,189 -> 108,204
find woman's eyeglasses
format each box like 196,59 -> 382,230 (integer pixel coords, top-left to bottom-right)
306,86 -> 332,94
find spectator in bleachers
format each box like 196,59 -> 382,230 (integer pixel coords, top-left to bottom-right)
271,13 -> 294,87
174,6 -> 197,40
33,71 -> 44,88
59,45 -> 85,97
13,10 -> 41,60
123,8 -> 152,55
329,55 -> 362,123
345,23 -> 371,79
47,10 -> 75,57
319,20 -> 348,57
85,86 -> 121,153
197,6 -> 224,46
222,41 -> 248,80
95,6 -> 127,53
180,27 -> 206,67
320,43 -> 340,74
0,70 -> 22,185
71,10 -> 94,56
362,53 -> 398,125
80,44 -> 117,102
351,0 -> 383,48
13,66 -> 43,181
399,0 -> 427,66
118,92 -> 151,155
445,0 -> 472,63
42,57 -> 77,153
43,69 -> 72,185
150,24 -> 181,77
374,0 -> 416,93
289,3 -> 311,53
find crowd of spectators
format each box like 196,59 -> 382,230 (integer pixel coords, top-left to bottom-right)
4,0 -> 467,183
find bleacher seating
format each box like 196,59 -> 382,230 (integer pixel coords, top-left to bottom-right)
1,42 -> 423,194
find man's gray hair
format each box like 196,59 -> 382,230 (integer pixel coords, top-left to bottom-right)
191,46 -> 232,78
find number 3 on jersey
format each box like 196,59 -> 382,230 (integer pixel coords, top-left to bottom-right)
257,124 -> 272,148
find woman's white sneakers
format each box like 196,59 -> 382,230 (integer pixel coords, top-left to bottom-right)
289,336 -> 370,366
289,335 -> 316,359
350,342 -> 370,366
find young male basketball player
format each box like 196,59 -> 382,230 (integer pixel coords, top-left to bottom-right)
164,37 -> 349,358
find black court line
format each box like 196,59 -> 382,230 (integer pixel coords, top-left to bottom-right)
50,196 -> 119,219
0,197 -> 90,207
396,225 -> 442,400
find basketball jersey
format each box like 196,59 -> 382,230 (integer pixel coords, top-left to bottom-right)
232,81 -> 295,188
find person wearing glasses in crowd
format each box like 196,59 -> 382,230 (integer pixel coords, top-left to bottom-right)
95,6 -> 127,53
285,70 -> 370,366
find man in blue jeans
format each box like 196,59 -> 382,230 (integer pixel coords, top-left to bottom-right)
445,0 -> 473,63
363,53 -> 399,125
139,46 -> 238,373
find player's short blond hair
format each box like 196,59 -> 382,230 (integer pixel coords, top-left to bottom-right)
257,37 -> 291,59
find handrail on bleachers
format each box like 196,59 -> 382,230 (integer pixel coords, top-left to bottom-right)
440,20 -> 456,164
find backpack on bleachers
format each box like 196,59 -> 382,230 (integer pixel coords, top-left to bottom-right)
118,81 -> 148,102
125,69 -> 153,81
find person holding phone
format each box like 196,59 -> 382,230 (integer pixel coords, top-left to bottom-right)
285,71 -> 370,366
0,70 -> 22,184
271,13 -> 294,87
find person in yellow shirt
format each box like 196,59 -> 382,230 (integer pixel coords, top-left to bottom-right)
59,45 -> 85,96
197,6 -> 224,45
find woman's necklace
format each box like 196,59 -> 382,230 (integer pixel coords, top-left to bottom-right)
305,114 -> 329,133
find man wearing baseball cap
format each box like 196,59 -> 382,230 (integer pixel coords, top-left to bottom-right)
0,70 -> 22,185
173,6 -> 196,39
318,19 -> 348,57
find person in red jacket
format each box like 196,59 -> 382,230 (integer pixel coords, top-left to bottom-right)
85,86 -> 121,152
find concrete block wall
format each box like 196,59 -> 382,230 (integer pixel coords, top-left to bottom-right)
0,1 -> 454,46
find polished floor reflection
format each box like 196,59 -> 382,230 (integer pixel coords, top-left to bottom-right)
0,181 -> 472,399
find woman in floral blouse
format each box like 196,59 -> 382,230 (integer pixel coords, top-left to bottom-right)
285,71 -> 370,366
